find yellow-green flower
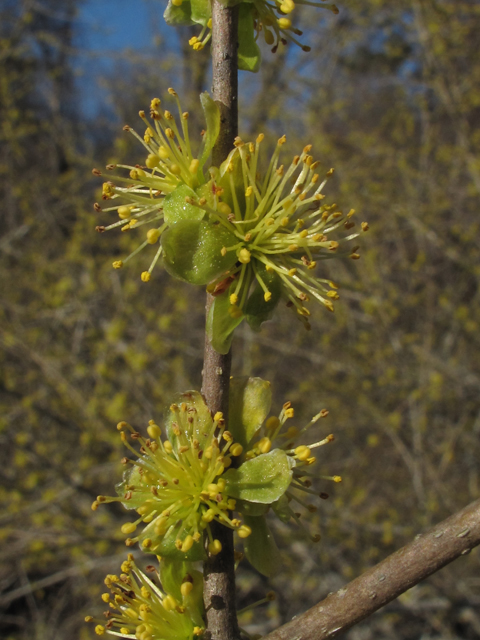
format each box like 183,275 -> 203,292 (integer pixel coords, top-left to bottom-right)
245,400 -> 340,534
249,0 -> 339,53
223,376 -> 341,576
86,555 -> 204,639
92,378 -> 340,576
93,89 -> 219,282
93,392 -> 251,559
164,0 -> 339,73
173,134 -> 368,352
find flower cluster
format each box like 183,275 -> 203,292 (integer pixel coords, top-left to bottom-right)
179,134 -> 368,352
93,90 -> 219,282
92,392 -> 252,558
244,399 -> 340,543
249,0 -> 339,53
92,378 -> 340,576
92,89 -> 366,352
164,0 -> 339,72
86,556 -> 204,639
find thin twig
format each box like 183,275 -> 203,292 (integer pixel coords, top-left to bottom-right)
263,498 -> 480,640
201,3 -> 239,640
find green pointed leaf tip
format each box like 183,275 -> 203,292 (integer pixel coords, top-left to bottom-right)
238,4 -> 261,73
161,220 -> 237,285
228,376 -> 272,448
223,448 -> 292,503
199,92 -> 220,167
206,289 -> 244,355
243,515 -> 281,577
164,0 -> 194,25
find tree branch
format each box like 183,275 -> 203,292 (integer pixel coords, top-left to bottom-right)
202,3 -> 239,640
263,499 -> 480,640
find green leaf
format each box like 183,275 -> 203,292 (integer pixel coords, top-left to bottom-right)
158,560 -> 204,623
228,376 -> 272,448
161,220 -> 237,285
243,515 -> 281,577
236,499 -> 269,517
164,390 -> 213,451
206,289 -> 244,355
159,558 -> 190,601
116,465 -> 147,510
199,92 -> 220,168
163,184 -> 205,224
164,0 -> 194,25
155,523 -> 205,561
190,0 -> 210,25
245,264 -> 282,331
238,5 -> 261,73
184,569 -> 206,627
271,494 -> 293,524
223,449 -> 292,503
216,0 -> 246,6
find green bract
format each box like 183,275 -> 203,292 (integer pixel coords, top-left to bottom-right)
197,134 -> 368,353
163,0 -> 340,73
228,376 -> 272,449
243,514 -> 281,577
223,449 -> 293,502
93,377 -> 341,576
94,381 -> 313,566
162,220 -> 238,285
232,377 -> 343,574
93,89 -> 220,282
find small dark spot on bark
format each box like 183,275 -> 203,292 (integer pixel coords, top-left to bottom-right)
211,595 -> 225,610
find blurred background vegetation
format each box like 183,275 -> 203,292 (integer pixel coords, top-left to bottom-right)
1,0 -> 480,638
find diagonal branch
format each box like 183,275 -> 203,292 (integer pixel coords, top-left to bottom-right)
263,499 -> 480,640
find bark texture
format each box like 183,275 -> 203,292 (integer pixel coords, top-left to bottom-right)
263,498 -> 480,640
202,3 -> 239,640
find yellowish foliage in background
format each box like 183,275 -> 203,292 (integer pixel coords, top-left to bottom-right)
1,1 -> 480,638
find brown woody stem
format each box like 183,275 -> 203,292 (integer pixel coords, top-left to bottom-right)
201,3 -> 239,640
263,498 -> 480,640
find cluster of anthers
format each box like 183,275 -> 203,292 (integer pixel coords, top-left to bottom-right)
247,401 -> 341,541
185,0 -> 339,54
191,134 -> 368,327
188,17 -> 212,52
93,89 -> 206,282
92,399 -> 252,557
251,0 -> 339,53
86,555 -> 204,639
